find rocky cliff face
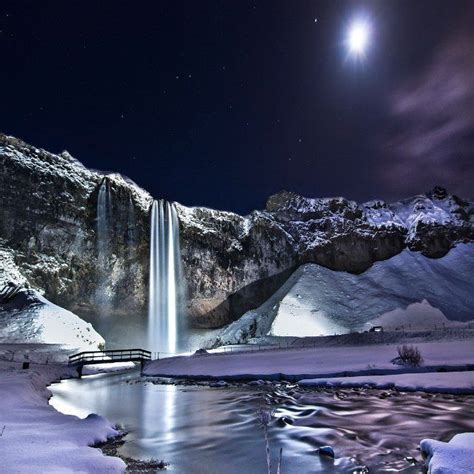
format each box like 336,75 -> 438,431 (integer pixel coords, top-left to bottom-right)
0,134 -> 152,321
179,188 -> 473,327
1,133 -> 472,335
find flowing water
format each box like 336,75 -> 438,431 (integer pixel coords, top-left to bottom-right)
96,179 -> 112,310
50,371 -> 474,473
148,200 -> 185,354
97,179 -> 111,263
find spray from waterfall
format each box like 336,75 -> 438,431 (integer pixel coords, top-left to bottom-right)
148,200 -> 185,354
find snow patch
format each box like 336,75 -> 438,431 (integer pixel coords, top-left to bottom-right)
0,290 -> 104,350
421,433 -> 474,474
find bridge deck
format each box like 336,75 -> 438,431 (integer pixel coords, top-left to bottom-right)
68,348 -> 151,367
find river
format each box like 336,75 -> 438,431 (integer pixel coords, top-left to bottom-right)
49,370 -> 474,473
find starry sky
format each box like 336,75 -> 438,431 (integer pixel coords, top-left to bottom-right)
1,1 -> 472,214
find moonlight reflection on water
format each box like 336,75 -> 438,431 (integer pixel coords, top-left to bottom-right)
50,371 -> 474,473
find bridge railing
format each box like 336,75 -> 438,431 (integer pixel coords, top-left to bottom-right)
68,348 -> 151,366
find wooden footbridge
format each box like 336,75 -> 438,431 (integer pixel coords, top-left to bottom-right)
68,348 -> 151,377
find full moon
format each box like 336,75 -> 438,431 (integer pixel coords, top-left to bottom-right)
347,19 -> 370,56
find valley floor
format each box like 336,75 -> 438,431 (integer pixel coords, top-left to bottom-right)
1,340 -> 473,473
144,338 -> 474,384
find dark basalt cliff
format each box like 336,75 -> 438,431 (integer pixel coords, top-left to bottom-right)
1,133 -> 472,331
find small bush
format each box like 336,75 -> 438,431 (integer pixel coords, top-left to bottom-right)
394,344 -> 424,367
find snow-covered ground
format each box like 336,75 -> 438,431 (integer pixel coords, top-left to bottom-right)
0,289 -> 105,350
1,245 -> 105,350
217,243 -> 474,344
421,433 -> 474,474
299,371 -> 474,394
144,339 -> 474,380
0,359 -> 125,473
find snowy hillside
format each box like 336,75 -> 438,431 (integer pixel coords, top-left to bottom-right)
0,290 -> 105,350
0,242 -> 104,349
217,243 -> 474,343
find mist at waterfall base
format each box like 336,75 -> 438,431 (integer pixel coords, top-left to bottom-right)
148,200 -> 187,355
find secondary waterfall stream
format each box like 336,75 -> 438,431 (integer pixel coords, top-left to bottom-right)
96,178 -> 112,309
148,200 -> 184,354
97,179 -> 111,262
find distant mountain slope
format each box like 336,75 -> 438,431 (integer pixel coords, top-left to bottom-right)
217,243 -> 474,343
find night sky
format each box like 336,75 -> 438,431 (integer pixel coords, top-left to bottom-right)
1,1 -> 472,214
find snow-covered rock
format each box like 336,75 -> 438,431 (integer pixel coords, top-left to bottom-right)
217,243 -> 474,344
0,242 -> 104,349
421,433 -> 474,474
0,289 -> 105,350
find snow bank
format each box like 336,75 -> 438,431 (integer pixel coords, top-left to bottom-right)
0,289 -> 104,350
363,299 -> 458,331
0,361 -> 125,473
218,243 -> 474,343
299,371 -> 474,394
421,433 -> 474,474
144,339 -> 474,381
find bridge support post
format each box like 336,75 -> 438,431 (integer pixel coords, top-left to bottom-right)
77,365 -> 83,378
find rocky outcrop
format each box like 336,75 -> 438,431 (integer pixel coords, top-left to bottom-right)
179,188 -> 472,327
1,133 -> 472,334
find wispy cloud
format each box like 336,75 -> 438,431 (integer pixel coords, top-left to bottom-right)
380,30 -> 474,198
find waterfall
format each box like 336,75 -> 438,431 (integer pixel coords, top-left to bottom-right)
148,200 -> 184,354
96,179 -> 112,308
97,179 -> 111,262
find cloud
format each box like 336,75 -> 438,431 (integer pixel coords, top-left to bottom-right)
380,31 -> 474,198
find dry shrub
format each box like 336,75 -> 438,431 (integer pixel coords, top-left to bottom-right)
395,344 -> 424,367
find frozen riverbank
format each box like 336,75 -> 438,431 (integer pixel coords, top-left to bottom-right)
144,339 -> 474,381
300,371 -> 474,394
0,358 -> 126,473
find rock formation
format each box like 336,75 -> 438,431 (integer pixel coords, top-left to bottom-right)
1,133 -> 472,339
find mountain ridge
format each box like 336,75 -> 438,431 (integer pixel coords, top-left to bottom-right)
1,133 -> 472,336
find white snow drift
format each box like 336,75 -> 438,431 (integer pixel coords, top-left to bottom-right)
0,361 -> 125,473
218,243 -> 474,342
421,433 -> 474,474
0,290 -> 104,350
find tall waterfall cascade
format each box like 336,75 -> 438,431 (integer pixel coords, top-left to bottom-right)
148,200 -> 185,354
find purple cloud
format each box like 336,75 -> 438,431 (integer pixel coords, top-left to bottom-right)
380,31 -> 474,199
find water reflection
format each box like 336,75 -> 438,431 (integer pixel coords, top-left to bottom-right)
49,371 -> 474,473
